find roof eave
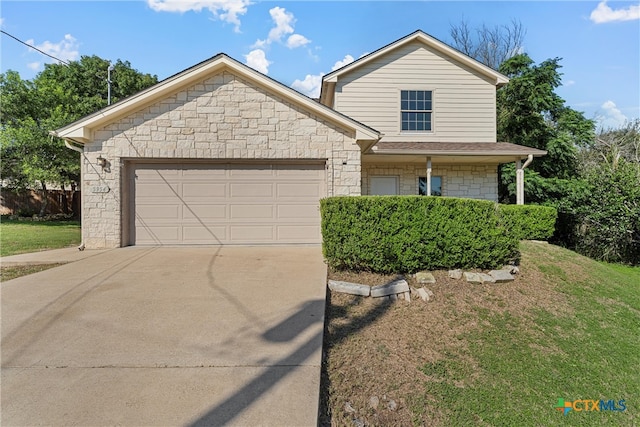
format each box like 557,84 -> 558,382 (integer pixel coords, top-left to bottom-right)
54,54 -> 380,145
322,30 -> 510,88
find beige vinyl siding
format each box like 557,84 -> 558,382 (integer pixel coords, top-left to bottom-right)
334,41 -> 498,142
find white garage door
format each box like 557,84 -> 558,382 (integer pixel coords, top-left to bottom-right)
131,163 -> 325,245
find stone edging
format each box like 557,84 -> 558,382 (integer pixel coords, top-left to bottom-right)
328,266 -> 518,303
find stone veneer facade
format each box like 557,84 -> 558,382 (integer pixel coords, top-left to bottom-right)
362,163 -> 499,201
81,71 -> 361,248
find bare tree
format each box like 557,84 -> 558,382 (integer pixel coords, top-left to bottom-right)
450,18 -> 526,70
584,119 -> 640,168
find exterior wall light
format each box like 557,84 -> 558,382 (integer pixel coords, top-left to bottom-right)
96,155 -> 107,168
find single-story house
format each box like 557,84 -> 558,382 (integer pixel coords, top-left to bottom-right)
53,30 -> 546,249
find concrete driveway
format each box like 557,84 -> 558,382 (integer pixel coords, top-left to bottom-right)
1,246 -> 327,426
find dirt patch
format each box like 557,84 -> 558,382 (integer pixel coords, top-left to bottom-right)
320,254 -> 573,426
1,263 -> 66,282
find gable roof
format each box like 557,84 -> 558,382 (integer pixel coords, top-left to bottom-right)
52,53 -> 380,144
319,30 -> 510,106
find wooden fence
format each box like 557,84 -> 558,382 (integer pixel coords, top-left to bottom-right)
0,189 -> 81,217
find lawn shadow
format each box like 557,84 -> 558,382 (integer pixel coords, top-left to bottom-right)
318,292 -> 393,426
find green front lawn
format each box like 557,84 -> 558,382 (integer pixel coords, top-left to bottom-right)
0,219 -> 81,257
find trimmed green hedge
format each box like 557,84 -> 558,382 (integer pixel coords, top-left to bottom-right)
498,204 -> 558,241
320,196 -> 520,273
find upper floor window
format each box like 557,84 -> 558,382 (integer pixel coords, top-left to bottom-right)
401,90 -> 432,132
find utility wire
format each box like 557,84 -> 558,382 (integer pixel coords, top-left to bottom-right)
1,30 -> 70,66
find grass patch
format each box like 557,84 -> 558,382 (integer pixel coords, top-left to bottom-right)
320,241 -> 639,426
0,220 -> 81,257
1,264 -> 66,281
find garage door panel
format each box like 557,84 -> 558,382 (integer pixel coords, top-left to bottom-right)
182,205 -> 227,219
230,225 -> 274,241
277,183 -> 322,198
135,168 -> 181,177
136,205 -> 180,220
137,183 -> 180,197
182,183 -> 227,198
277,225 -> 321,240
229,168 -> 275,178
230,204 -> 274,219
277,204 -> 318,219
136,226 -> 181,244
132,162 -> 324,245
230,183 -> 273,198
182,226 -> 227,242
182,167 -> 226,177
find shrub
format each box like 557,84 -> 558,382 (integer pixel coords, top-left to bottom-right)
498,204 -> 557,241
574,160 -> 640,264
320,196 -> 519,273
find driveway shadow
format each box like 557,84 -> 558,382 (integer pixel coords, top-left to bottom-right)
188,298 -> 324,427
188,292 -> 393,426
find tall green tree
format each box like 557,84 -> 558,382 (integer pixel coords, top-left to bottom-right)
1,56 -> 157,214
496,54 -> 595,203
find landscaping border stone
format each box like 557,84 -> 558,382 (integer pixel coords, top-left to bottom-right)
370,279 -> 409,298
328,280 -> 371,296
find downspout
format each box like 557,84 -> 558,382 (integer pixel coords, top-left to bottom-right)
64,139 -> 84,154
61,136 -> 87,250
516,154 -> 534,205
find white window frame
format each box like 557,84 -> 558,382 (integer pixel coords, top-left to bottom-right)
400,89 -> 434,133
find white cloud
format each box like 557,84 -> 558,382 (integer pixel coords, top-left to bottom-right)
291,74 -> 323,97
26,34 -> 80,65
291,54 -> 357,98
253,6 -> 310,49
286,34 -> 310,49
0,18 -> 5,28
267,7 -> 294,43
27,62 -> 41,70
564,80 -> 576,87
590,1 -> 640,23
244,49 -> 271,74
598,100 -> 628,128
252,38 -> 267,49
331,54 -> 354,71
147,0 -> 251,32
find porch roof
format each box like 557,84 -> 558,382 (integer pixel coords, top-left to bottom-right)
365,141 -> 547,165
371,141 -> 546,156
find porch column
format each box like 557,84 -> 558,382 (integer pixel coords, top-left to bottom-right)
516,159 -> 524,205
426,156 -> 432,196
516,154 -> 534,205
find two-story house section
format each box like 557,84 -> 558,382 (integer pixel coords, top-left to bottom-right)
320,30 -> 546,202
54,30 -> 546,248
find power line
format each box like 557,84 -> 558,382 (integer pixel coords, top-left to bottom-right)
1,30 -> 70,66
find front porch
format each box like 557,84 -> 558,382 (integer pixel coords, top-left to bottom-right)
362,142 -> 547,204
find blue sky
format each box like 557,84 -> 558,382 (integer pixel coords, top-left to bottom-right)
2,1 -> 639,129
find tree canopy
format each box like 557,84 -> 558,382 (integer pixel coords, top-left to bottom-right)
0,56 -> 158,195
496,53 -> 595,203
